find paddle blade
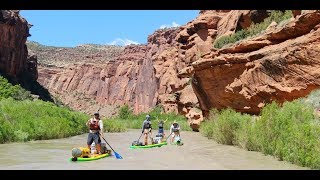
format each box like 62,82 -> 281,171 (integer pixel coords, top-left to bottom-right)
114,152 -> 123,159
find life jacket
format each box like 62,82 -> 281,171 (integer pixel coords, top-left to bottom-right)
89,118 -> 100,130
172,123 -> 179,132
143,120 -> 151,129
158,121 -> 164,128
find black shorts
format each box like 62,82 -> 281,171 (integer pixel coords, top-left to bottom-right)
158,128 -> 164,134
87,132 -> 101,145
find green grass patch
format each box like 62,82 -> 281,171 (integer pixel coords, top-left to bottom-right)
214,10 -> 293,49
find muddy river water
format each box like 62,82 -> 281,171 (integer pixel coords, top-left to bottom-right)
0,129 -> 308,170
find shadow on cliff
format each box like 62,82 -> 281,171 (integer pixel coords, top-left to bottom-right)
20,78 -> 54,102
4,73 -> 54,102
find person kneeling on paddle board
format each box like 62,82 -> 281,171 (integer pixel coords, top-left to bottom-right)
86,112 -> 104,155
170,120 -> 181,144
141,114 -> 152,145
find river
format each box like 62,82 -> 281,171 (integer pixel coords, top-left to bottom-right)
0,129 -> 308,170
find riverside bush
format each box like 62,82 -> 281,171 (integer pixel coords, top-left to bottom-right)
103,118 -> 127,132
0,98 -> 89,143
200,100 -> 320,169
0,76 -> 32,101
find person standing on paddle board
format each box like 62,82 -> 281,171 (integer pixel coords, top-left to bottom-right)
157,118 -> 167,138
169,120 -> 181,143
141,114 -> 152,145
86,112 -> 104,155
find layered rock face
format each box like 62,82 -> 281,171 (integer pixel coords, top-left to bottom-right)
38,45 -> 147,117
37,29 -> 181,118
173,10 -> 231,129
0,10 -> 37,81
190,10 -> 320,115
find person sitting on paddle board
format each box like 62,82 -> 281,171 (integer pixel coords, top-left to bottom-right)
86,112 -> 104,155
141,114 -> 152,145
169,120 -> 181,144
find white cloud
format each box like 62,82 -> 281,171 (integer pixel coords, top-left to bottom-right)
159,21 -> 180,29
108,38 -> 139,46
159,25 -> 167,29
172,22 -> 180,27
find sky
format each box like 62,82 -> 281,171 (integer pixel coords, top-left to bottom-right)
20,10 -> 199,47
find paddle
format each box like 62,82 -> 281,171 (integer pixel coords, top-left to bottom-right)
137,132 -> 143,142
165,132 -> 173,142
99,133 -> 123,159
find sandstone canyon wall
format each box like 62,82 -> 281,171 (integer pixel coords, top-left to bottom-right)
35,10 -> 320,131
0,10 -> 37,82
190,10 -> 320,115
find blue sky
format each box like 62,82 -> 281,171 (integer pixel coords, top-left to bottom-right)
20,10 -> 199,47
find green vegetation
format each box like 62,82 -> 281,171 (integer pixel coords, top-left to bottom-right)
200,98 -> 320,169
103,105 -> 191,133
0,75 -> 89,143
187,77 -> 193,85
103,119 -> 127,133
0,98 -> 89,143
200,108 -> 253,145
118,104 -> 132,119
214,10 -> 293,49
0,76 -> 32,101
299,89 -> 320,108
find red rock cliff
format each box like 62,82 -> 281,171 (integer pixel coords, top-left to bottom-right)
0,10 -> 37,81
189,10 -> 320,115
37,28 -> 181,119
37,10 -> 320,131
